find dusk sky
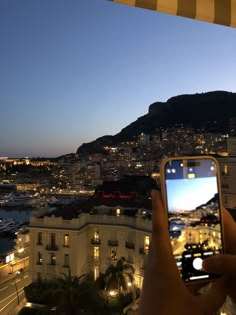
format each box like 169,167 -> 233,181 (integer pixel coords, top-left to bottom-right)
165,177 -> 218,212
1,0 -> 236,158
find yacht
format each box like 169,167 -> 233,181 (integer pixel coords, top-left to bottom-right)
0,218 -> 20,234
2,192 -> 34,207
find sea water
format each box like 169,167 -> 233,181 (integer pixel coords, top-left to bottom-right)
0,207 -> 32,254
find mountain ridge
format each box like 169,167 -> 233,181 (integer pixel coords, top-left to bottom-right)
77,91 -> 236,155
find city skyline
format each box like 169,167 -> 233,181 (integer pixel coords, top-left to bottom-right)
1,0 -> 236,158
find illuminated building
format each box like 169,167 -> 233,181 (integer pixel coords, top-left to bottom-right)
218,156 -> 236,209
29,207 -> 151,288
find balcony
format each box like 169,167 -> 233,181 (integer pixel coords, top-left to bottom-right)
45,244 -> 58,251
91,239 -> 101,245
47,262 -> 56,267
125,241 -> 135,250
107,240 -> 119,247
46,263 -> 56,271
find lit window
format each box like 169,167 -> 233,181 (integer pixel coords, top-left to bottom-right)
94,246 -> 99,260
64,234 -> 69,247
144,236 -> 150,254
223,164 -> 229,175
116,208 -> 120,216
94,266 -> 99,281
94,230 -> 99,240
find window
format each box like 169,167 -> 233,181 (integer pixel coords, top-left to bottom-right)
144,236 -> 150,255
37,252 -> 43,265
222,164 -> 229,176
91,230 -> 101,245
116,208 -> 120,216
37,232 -> 42,245
111,248 -> 117,261
94,267 -> 99,281
50,253 -> 56,265
50,233 -> 56,247
64,254 -> 69,267
94,230 -> 99,241
64,234 -> 70,247
94,246 -> 99,260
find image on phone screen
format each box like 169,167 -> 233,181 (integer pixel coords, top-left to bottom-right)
164,158 -> 223,282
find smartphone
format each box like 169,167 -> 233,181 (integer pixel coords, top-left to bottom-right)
161,156 -> 224,283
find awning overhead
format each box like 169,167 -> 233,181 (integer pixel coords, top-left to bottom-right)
109,0 -> 236,28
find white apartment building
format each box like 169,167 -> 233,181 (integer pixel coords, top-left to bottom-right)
29,207 -> 151,289
182,224 -> 222,250
217,156 -> 236,209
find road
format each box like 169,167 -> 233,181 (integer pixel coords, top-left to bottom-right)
0,257 -> 30,315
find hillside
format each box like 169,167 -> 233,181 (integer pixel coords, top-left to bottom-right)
77,91 -> 236,155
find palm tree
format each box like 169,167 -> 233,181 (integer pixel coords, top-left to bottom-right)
55,271 -> 106,315
54,269 -> 85,315
104,257 -> 135,294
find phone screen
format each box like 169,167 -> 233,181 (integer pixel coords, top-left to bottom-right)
163,157 -> 224,282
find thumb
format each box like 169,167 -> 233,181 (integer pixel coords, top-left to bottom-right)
203,254 -> 236,275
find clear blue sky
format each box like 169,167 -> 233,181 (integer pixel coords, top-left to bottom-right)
1,0 -> 236,158
166,177 -> 217,212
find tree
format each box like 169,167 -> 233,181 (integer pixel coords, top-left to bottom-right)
104,257 -> 135,294
54,269 -> 84,315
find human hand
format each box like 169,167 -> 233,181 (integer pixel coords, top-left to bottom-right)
140,190 -> 226,315
203,207 -> 236,303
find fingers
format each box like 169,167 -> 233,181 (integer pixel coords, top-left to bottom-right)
151,190 -> 169,243
141,190 -> 186,314
222,208 -> 236,254
203,254 -> 236,276
150,190 -> 183,285
198,278 -> 226,314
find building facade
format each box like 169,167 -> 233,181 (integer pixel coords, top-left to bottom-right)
218,156 -> 236,209
29,208 -> 151,289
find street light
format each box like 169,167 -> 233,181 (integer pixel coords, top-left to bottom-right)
109,290 -> 118,297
